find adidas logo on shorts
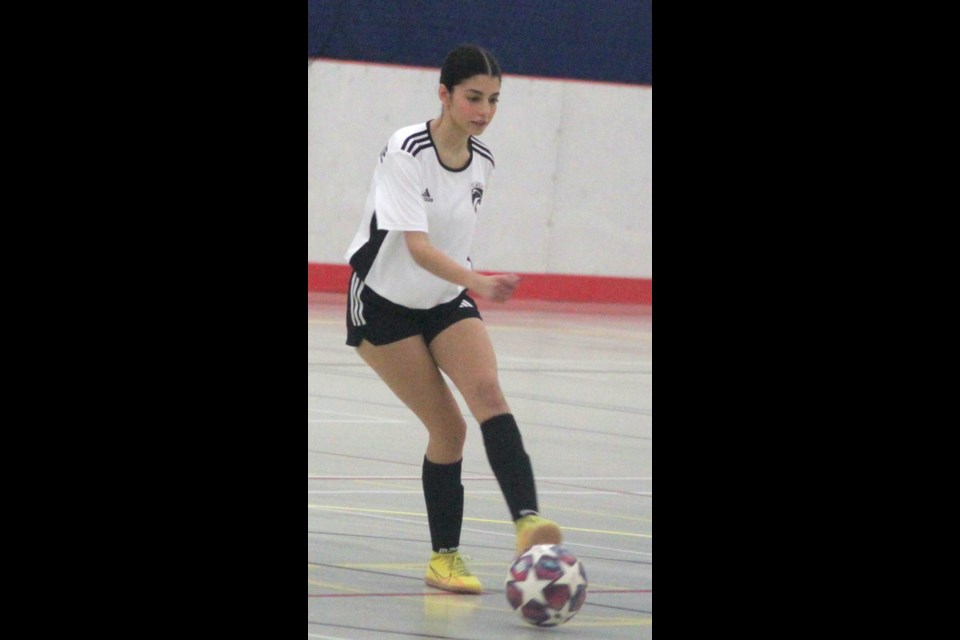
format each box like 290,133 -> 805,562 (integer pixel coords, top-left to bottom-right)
459,299 -> 474,309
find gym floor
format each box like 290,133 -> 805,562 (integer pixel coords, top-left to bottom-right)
308,291 -> 652,639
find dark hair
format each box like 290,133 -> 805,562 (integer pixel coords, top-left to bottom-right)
439,44 -> 502,93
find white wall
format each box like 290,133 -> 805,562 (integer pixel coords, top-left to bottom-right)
308,59 -> 652,279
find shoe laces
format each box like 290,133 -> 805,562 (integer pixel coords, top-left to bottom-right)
445,552 -> 474,577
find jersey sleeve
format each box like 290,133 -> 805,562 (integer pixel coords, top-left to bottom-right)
374,150 -> 429,232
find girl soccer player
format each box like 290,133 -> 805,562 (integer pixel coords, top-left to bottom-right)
343,44 -> 562,594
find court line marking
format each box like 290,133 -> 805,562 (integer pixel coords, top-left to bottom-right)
309,391 -> 651,417
307,578 -> 366,594
308,476 -> 651,481
308,419 -> 408,424
540,499 -> 652,524
308,588 -> 651,598
316,561 -> 504,571
312,563 -> 647,593
307,408 -> 386,417
565,618 -> 653,628
308,505 -> 651,539
319,474 -> 652,498
308,490 -> 649,495
307,408 -> 407,424
312,560 -> 643,593
310,615 -> 651,636
308,509 -> 652,557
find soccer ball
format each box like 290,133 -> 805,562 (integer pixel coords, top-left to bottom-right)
505,544 -> 588,626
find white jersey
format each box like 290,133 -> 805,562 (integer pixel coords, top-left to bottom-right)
344,121 -> 495,309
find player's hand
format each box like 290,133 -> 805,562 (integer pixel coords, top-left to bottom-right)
475,274 -> 520,302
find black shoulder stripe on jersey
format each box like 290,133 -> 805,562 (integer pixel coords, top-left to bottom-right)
470,137 -> 492,154
470,138 -> 495,166
472,144 -> 495,167
409,140 -> 434,157
401,130 -> 431,153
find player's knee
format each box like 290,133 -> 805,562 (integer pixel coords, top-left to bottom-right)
472,379 -> 509,414
429,412 -> 467,438
430,423 -> 467,453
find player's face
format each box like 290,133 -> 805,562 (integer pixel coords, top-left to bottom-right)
445,75 -> 500,136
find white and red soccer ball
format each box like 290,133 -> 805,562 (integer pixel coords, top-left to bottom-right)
505,544 -> 588,626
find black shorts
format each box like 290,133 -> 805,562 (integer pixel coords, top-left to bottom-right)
346,272 -> 483,347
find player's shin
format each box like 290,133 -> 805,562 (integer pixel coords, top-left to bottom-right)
480,413 -> 538,520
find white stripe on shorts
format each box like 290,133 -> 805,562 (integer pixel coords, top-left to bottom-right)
350,273 -> 366,327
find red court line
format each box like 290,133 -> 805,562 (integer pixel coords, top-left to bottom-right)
308,476 -> 496,481
309,589 -> 651,598
309,592 -> 464,599
308,262 -> 652,305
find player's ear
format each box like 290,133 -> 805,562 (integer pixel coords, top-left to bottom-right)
438,83 -> 451,105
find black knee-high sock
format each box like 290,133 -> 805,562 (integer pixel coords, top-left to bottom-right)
481,413 -> 539,521
422,457 -> 464,553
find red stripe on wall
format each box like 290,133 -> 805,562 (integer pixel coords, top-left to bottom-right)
308,263 -> 354,292
308,263 -> 651,305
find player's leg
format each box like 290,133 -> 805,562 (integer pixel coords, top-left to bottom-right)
427,317 -> 562,554
356,336 -> 481,593
358,335 -> 466,463
425,316 -> 507,423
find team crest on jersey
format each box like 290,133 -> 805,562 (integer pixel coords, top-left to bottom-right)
471,182 -> 484,213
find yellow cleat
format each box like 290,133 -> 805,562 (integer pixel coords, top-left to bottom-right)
514,514 -> 563,555
424,550 -> 483,594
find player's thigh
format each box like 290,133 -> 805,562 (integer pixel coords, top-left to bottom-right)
428,318 -> 509,422
356,335 -> 465,432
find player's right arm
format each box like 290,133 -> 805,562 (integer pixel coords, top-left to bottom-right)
404,231 -> 519,302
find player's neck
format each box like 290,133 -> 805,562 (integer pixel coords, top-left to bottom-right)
429,117 -> 470,162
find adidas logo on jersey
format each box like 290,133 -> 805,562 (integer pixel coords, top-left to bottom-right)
422,188 -> 434,202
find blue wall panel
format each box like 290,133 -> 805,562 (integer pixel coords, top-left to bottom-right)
308,0 -> 652,85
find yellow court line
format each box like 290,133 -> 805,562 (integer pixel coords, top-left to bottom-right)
309,504 -> 650,539
309,504 -> 425,517
517,523 -> 650,539
328,478 -> 653,528
540,500 -> 652,525
306,583 -> 649,624
566,617 -> 652,628
333,561 -> 504,570
310,574 -> 646,602
314,557 -> 641,591
449,484 -> 653,526
328,562 -> 425,570
324,568 -> 641,592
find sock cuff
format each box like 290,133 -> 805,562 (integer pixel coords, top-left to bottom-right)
422,456 -> 463,479
480,413 -> 517,432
